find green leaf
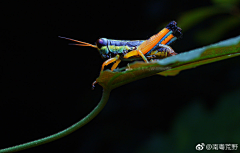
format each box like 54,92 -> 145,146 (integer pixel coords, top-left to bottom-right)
96,36 -> 240,89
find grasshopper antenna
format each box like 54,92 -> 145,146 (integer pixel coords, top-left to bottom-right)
58,36 -> 98,48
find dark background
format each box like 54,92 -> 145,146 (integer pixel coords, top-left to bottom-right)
1,1 -> 240,153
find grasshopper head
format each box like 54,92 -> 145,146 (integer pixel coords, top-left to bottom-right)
96,38 -> 108,49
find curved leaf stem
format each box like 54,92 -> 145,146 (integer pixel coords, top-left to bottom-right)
0,88 -> 111,152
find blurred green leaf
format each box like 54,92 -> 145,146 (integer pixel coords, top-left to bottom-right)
177,6 -> 227,31
172,88 -> 240,152
212,0 -> 240,7
96,36 -> 240,89
195,16 -> 240,45
136,88 -> 240,152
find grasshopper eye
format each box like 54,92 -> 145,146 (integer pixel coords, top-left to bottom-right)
96,38 -> 107,48
96,39 -> 103,48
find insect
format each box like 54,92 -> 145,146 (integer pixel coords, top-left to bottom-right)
59,21 -> 182,88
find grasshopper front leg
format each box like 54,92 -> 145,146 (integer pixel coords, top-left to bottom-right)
92,55 -> 120,90
101,55 -> 120,72
111,59 -> 121,71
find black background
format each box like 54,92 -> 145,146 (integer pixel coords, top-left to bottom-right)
1,1 -> 240,153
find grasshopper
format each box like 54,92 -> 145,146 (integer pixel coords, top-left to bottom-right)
59,21 -> 182,88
